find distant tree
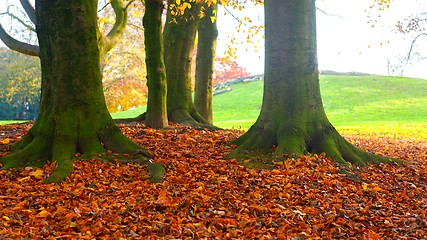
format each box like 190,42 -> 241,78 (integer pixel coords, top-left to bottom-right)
394,7 -> 427,74
229,0 -> 394,165
143,0 -> 168,129
194,2 -> 218,125
0,48 -> 40,120
213,57 -> 251,85
99,0 -> 148,113
164,0 -> 212,127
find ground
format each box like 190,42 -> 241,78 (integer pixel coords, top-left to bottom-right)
0,123 -> 426,239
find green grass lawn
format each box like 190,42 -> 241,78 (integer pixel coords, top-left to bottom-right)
111,106 -> 146,119
0,120 -> 28,125
112,74 -> 427,139
2,75 -> 426,139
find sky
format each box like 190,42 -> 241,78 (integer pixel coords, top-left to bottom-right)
1,0 -> 426,79
216,0 -> 427,79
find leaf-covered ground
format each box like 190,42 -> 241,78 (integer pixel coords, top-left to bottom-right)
0,123 -> 426,239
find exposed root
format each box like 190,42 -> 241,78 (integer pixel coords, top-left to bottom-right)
92,152 -> 165,183
44,159 -> 74,184
168,108 -> 220,130
228,121 -> 397,166
114,112 -> 146,124
1,143 -> 48,169
1,120 -> 165,184
148,162 -> 166,183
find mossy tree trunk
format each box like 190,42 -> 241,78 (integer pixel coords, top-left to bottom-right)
163,0 -> 211,127
194,3 -> 218,125
229,0 -> 393,165
0,0 -> 157,183
143,0 -> 168,129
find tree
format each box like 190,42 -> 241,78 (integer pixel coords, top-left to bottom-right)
393,4 -> 427,75
163,0 -> 212,127
0,0 -> 162,184
229,0 -> 393,165
213,57 -> 250,85
143,0 -> 168,129
194,2 -> 218,125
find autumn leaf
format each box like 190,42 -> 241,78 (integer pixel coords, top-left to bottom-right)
0,123 -> 426,238
37,210 -> 50,218
0,138 -> 10,144
30,169 -> 45,179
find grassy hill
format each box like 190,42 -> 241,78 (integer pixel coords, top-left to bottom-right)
2,75 -> 426,139
112,74 -> 427,139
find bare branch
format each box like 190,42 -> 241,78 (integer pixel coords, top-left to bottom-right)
316,7 -> 344,19
222,6 -> 257,29
406,32 -> 427,62
19,0 -> 36,24
0,23 -> 39,56
0,11 -> 35,32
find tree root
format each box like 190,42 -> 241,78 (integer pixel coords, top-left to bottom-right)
0,120 -> 166,184
228,121 -> 397,166
168,108 -> 221,130
114,112 -> 146,124
93,152 -> 166,183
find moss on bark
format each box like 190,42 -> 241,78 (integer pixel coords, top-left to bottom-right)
144,0 -> 168,129
163,0 -> 214,129
194,3 -> 218,125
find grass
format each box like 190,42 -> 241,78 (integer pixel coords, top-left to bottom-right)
110,106 -> 146,119
0,120 -> 27,125
2,75 -> 426,139
111,74 -> 427,139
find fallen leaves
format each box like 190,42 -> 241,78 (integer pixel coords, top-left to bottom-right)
0,123 -> 426,238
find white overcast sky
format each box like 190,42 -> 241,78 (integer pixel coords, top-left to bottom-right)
216,0 -> 427,79
1,0 -> 426,79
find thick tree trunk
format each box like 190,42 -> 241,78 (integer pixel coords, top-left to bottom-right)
229,0 -> 393,165
163,0 -> 211,128
0,0 -> 162,183
143,0 -> 168,129
194,3 -> 218,125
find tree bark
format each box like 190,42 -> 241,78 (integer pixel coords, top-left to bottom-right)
194,3 -> 218,125
163,0 -> 212,128
0,0 -> 163,183
229,0 -> 393,165
143,0 -> 168,129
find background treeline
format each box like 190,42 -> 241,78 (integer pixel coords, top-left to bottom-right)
0,48 -> 40,120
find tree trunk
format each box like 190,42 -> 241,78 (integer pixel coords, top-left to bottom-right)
163,0 -> 211,127
229,0 -> 393,165
0,0 -> 161,183
143,0 -> 168,129
194,3 -> 218,125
